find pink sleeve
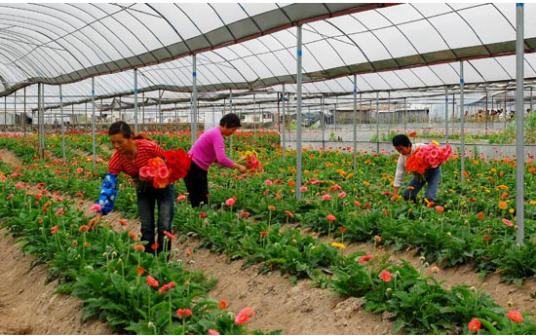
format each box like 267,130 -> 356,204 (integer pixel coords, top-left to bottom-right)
211,131 -> 234,168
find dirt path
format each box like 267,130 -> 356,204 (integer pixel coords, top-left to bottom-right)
0,233 -> 111,335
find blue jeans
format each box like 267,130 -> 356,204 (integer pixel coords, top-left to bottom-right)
137,183 -> 175,255
402,166 -> 441,202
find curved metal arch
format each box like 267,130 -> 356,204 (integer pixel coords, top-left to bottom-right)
196,51 -> 247,92
0,30 -> 67,80
445,3 -> 512,80
173,4 -> 204,54
235,3 -> 293,89
405,5 -> 454,87
490,3 -> 536,76
71,3 -> 140,70
302,24 -> 354,93
257,33 -> 298,86
113,5 -> 204,94
372,10 -> 431,90
149,4 -> 246,94
310,23 -> 408,90
203,4 -> 272,91
0,3 -> 400,96
35,3 -> 129,75
268,28 -> 329,96
316,21 -> 379,92
365,9 -> 432,91
226,41 -> 280,89
0,35 -> 47,80
346,16 -> 396,90
89,4 -> 161,67
0,28 -> 80,82
167,4 -> 236,93
407,67 -> 442,88
206,3 -> 245,91
140,61 -> 192,90
466,59 -> 490,83
0,7 -> 101,75
107,4 -> 171,65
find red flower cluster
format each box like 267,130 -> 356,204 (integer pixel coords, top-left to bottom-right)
164,149 -> 192,181
244,150 -> 263,173
139,149 -> 192,188
406,142 -> 452,176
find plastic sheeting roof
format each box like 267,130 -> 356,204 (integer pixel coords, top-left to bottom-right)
0,3 -> 535,108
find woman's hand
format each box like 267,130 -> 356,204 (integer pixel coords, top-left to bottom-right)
232,162 -> 247,174
237,164 -> 247,174
89,213 -> 102,229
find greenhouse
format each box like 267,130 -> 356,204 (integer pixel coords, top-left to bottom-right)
0,2 -> 535,335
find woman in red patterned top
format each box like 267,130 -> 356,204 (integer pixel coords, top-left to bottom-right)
89,121 -> 175,255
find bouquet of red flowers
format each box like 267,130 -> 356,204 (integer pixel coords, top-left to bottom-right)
406,142 -> 452,179
244,150 -> 263,173
139,149 -> 192,188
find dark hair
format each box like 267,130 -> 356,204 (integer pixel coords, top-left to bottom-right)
109,121 -> 147,140
219,113 -> 241,128
392,134 -> 411,147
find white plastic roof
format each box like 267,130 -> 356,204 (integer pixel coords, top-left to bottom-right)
0,3 -> 535,111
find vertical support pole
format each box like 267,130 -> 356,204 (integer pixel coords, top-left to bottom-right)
403,97 -> 407,131
142,91 -> 145,127
4,95 -> 6,131
295,25 -> 303,200
515,3 -> 525,244
451,93 -> 455,135
60,85 -> 66,162
191,54 -> 198,145
282,84 -> 286,158
37,84 -> 41,155
13,90 -> 17,131
375,92 -> 379,154
321,94 -> 325,150
277,93 -> 281,135
23,86 -> 26,136
353,74 -> 357,170
359,93 -> 363,130
387,91 -> 391,134
91,78 -> 96,169
253,92 -> 257,139
334,96 -> 337,136
71,104 -> 75,132
504,88 -> 507,128
460,61 -> 466,182
37,83 -> 44,157
485,88 -> 489,131
134,69 -> 139,133
229,89 -> 233,114
158,90 -> 162,136
229,89 -> 233,155
445,87 -> 449,143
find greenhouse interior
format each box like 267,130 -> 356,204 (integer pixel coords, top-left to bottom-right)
0,2 -> 535,335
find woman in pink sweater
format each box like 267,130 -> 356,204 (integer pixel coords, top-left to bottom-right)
184,113 -> 247,207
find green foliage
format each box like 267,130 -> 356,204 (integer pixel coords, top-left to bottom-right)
1,131 -> 536,335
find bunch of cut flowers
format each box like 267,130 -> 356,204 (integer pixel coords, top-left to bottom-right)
243,150 -> 263,173
406,141 -> 452,180
139,149 -> 192,188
